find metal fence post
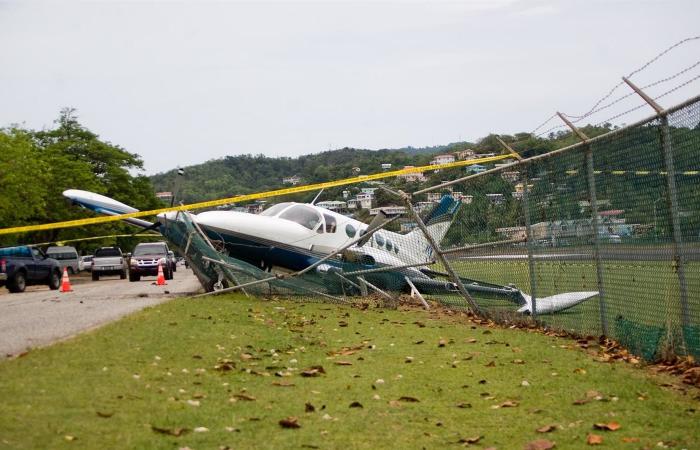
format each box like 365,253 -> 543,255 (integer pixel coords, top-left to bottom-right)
380,186 -> 483,315
495,137 -> 538,316
585,148 -> 608,335
556,113 -> 608,335
622,78 -> 690,334
521,173 -> 538,317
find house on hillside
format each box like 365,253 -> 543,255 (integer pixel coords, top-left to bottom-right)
455,149 -> 476,160
466,164 -> 486,174
370,205 -> 407,216
486,193 -> 505,205
282,175 -> 302,185
397,166 -> 427,183
316,200 -> 347,212
430,154 -> 456,166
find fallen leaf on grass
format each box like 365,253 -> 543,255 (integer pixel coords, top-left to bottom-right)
457,435 -> 482,445
492,400 -> 519,409
456,402 -> 472,408
573,368 -> 587,375
438,339 -> 447,347
593,421 -> 621,431
349,401 -> 363,408
151,425 -> 189,437
305,402 -> 315,413
485,361 -> 496,367
524,439 -> 555,449
334,361 -> 353,366
272,381 -> 295,387
586,434 -> 603,445
193,427 -> 209,433
398,396 -> 420,402
536,425 -> 557,433
64,435 -> 77,442
301,366 -> 326,377
279,417 -> 301,429
233,393 -> 256,401
214,360 -> 236,372
512,359 -> 525,364
96,411 -> 114,418
621,437 -> 639,443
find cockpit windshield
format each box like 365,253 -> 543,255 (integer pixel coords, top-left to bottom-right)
279,205 -> 322,230
260,202 -> 293,217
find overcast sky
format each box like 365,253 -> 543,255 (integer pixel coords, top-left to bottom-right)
1,0 -> 698,174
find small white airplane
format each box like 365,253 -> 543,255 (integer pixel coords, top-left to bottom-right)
63,189 -> 597,314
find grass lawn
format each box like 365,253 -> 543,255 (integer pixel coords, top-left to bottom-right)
1,294 -> 698,449
450,259 -> 700,345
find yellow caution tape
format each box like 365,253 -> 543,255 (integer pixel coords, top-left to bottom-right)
0,155 -> 510,235
31,233 -> 162,247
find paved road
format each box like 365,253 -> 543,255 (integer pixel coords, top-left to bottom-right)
0,268 -> 202,358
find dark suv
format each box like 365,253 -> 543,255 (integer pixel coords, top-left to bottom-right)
128,242 -> 174,282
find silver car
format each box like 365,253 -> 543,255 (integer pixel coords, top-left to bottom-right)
45,246 -> 80,274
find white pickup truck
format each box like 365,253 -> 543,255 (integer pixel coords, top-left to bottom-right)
91,247 -> 128,281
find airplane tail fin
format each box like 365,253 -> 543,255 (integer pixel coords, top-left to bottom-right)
404,195 -> 461,261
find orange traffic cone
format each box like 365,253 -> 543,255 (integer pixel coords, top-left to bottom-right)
60,267 -> 73,292
156,262 -> 166,286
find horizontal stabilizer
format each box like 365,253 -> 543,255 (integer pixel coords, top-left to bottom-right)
517,291 -> 598,315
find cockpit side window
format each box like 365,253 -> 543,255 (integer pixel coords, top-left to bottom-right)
279,205 -> 322,230
260,202 -> 293,217
323,214 -> 337,233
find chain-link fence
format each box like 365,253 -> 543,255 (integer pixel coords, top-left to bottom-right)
433,94 -> 700,361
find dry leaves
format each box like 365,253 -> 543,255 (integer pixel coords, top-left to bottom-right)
536,425 -> 557,433
398,396 -> 420,403
279,417 -> 301,429
457,435 -> 482,445
524,439 -> 555,449
232,393 -> 256,401
492,400 -> 519,409
151,425 -> 189,437
593,421 -> 621,431
301,366 -> 326,377
586,434 -> 603,445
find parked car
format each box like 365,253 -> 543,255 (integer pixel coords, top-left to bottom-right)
45,246 -> 80,274
91,247 -> 127,280
129,242 -> 174,282
0,246 -> 62,293
79,255 -> 93,272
